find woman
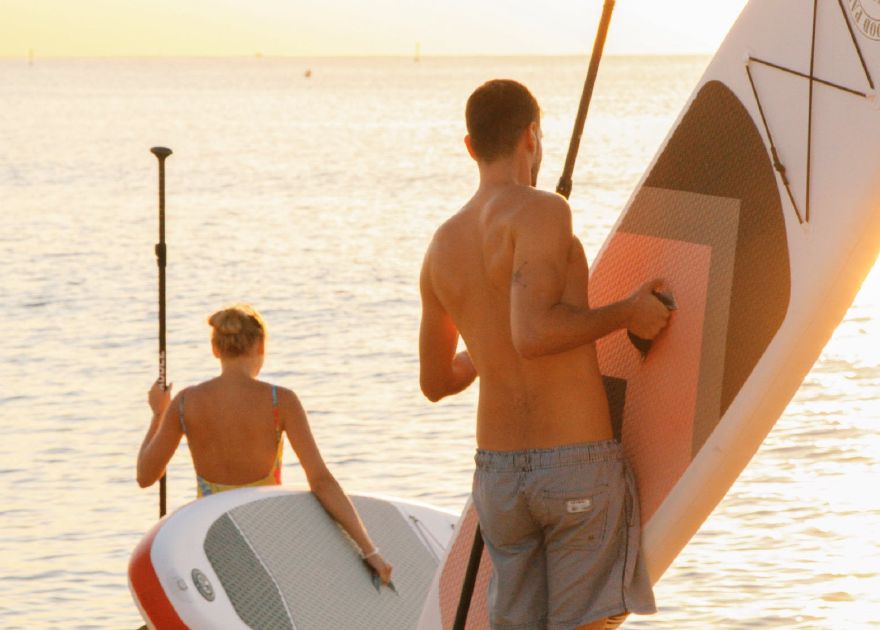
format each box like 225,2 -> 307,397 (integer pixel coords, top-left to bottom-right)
137,304 -> 392,584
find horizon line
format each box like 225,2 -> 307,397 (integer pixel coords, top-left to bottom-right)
2,51 -> 715,61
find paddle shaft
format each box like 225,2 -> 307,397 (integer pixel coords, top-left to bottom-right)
151,146 -> 172,518
453,3 -> 617,625
557,0 -> 616,200
452,525 -> 484,630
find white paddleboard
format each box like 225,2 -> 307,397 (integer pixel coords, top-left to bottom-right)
129,487 -> 456,629
419,1 -> 880,627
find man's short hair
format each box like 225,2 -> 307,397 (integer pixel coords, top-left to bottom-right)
466,79 -> 540,162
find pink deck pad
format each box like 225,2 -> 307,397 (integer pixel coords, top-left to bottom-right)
592,232 -> 711,522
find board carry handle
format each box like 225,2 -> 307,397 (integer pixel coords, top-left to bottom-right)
627,290 -> 677,359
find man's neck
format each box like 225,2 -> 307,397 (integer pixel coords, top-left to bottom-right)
476,155 -> 532,190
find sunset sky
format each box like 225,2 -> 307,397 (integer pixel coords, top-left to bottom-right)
1,0 -> 749,57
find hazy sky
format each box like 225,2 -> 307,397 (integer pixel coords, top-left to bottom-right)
1,1 -> 749,57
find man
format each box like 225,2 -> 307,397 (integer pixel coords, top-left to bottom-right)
419,79 -> 669,630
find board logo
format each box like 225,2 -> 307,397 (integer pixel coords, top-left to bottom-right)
850,0 -> 880,40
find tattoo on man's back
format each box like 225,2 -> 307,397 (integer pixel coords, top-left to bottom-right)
512,263 -> 528,288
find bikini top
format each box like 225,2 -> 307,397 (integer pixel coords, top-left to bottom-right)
179,384 -> 283,498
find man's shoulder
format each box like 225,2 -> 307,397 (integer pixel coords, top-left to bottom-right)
524,187 -> 569,210
511,188 -> 572,231
428,206 -> 472,254
425,222 -> 451,264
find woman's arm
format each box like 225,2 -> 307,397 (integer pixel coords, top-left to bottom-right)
137,381 -> 183,488
281,388 -> 393,585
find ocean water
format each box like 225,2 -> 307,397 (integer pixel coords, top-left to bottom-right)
0,56 -> 877,629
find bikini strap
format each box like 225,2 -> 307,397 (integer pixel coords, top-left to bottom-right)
271,385 -> 281,439
178,395 -> 188,435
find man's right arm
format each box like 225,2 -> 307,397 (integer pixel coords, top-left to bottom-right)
509,195 -> 669,359
418,244 -> 477,402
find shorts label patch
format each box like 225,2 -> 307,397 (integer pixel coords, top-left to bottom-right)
566,498 -> 593,513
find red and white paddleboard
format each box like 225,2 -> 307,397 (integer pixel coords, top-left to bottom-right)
129,487 -> 455,629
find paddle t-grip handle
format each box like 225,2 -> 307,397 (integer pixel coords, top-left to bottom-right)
150,146 -> 173,160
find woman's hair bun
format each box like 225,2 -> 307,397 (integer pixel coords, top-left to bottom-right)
210,310 -> 244,335
208,304 -> 266,357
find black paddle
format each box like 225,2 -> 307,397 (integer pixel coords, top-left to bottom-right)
556,0 -> 616,200
452,3 -> 617,628
151,146 -> 172,518
452,523 -> 485,629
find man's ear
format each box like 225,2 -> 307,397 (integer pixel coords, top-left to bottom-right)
525,122 -> 539,152
464,134 -> 478,161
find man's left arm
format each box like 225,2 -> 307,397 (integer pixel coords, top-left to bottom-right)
418,248 -> 477,402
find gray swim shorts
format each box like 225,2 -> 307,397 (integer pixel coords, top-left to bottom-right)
472,440 -> 656,630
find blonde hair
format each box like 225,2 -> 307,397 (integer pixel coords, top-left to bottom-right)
208,304 -> 267,358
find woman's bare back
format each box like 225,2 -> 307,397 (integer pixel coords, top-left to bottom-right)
179,378 -> 283,485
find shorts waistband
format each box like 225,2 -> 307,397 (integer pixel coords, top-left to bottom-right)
475,440 -> 623,472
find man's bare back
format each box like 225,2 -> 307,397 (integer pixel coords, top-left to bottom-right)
422,184 -> 617,450
421,174 -> 669,451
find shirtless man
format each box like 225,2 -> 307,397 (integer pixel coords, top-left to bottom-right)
419,80 -> 669,630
